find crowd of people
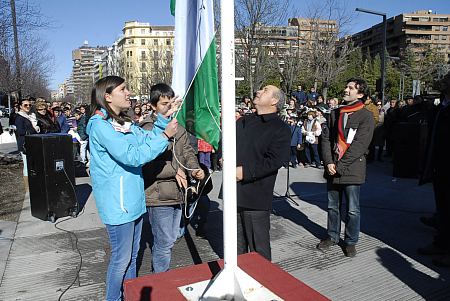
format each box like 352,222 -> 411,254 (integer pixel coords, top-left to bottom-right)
6,70 -> 450,300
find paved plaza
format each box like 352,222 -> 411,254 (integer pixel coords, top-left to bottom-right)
1,156 -> 450,300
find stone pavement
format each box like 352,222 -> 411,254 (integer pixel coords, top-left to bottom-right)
1,160 -> 450,300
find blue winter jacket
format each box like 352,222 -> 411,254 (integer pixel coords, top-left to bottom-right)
86,109 -> 169,225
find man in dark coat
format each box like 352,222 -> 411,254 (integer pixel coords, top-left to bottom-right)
418,71 -> 450,267
317,78 -> 374,257
236,85 -> 291,261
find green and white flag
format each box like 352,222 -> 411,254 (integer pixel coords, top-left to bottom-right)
171,0 -> 221,150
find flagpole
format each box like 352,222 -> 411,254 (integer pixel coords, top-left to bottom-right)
175,1 -> 283,299
219,0 -> 238,285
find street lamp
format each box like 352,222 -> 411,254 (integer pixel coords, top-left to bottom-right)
356,8 -> 387,103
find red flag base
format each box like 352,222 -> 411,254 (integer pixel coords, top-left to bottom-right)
124,252 -> 330,301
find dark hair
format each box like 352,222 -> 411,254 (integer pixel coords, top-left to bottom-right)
150,83 -> 175,106
91,75 -> 131,125
18,98 -> 31,106
347,77 -> 369,99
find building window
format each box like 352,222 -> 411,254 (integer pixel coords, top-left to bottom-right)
141,28 -> 145,34
166,39 -> 171,46
129,51 -> 132,56
154,39 -> 158,46
141,51 -> 146,59
141,39 -> 146,45
128,29 -> 132,35
141,62 -> 146,70
443,26 -> 448,31
442,35 -> 447,40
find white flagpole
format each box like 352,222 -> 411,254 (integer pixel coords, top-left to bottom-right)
200,1 -> 241,298
218,0 -> 238,290
178,1 -> 283,299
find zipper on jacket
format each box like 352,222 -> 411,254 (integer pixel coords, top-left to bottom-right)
120,176 -> 128,213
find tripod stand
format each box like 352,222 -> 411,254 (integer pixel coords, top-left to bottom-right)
275,122 -> 301,206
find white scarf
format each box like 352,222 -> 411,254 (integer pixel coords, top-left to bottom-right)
18,111 -> 40,133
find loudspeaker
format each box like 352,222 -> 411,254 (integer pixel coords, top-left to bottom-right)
25,134 -> 78,222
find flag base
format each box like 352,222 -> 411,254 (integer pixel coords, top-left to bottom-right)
178,267 -> 284,301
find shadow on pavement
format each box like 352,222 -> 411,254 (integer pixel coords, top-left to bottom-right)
272,197 -> 327,240
376,247 -> 449,299
75,183 -> 92,213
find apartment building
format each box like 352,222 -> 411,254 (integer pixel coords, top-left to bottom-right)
352,10 -> 450,62
117,21 -> 174,98
71,41 -> 107,102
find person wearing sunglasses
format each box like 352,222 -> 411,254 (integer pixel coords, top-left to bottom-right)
14,98 -> 40,190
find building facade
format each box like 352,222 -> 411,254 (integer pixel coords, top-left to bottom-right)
71,41 -> 107,103
117,21 -> 174,99
352,10 -> 450,62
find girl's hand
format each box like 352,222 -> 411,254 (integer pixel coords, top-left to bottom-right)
163,118 -> 178,138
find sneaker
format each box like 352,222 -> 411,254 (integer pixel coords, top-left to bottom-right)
316,239 -> 336,251
417,243 -> 448,256
304,163 -> 310,168
344,245 -> 357,257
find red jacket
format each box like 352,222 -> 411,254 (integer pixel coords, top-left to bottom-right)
198,139 -> 213,152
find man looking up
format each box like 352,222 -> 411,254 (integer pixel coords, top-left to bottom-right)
317,78 -> 374,257
236,85 -> 291,261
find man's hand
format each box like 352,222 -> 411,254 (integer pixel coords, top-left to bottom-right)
165,95 -> 182,118
327,164 -> 336,175
236,166 -> 243,181
175,168 -> 188,189
191,168 -> 205,180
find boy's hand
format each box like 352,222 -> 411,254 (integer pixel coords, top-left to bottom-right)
191,169 -> 205,180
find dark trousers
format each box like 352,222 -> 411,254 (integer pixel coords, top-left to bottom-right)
290,146 -> 298,166
433,175 -> 450,250
305,143 -> 320,167
237,208 -> 271,261
211,152 -> 221,171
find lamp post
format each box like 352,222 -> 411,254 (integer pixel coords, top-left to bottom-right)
356,8 -> 387,103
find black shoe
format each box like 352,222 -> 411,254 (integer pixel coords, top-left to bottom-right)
420,216 -> 438,230
316,239 -> 336,251
344,245 -> 357,257
195,228 -> 207,239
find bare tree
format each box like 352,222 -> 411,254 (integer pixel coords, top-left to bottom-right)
0,0 -> 52,101
235,0 -> 296,96
302,0 -> 355,100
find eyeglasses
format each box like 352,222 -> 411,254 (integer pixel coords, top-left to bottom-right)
22,104 -> 31,108
377,103 -> 382,106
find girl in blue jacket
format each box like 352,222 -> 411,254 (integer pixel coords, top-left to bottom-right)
86,76 -> 178,301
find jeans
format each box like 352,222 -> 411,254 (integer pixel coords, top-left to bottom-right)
327,183 -> 361,246
148,205 -> 182,273
105,217 -> 143,301
198,152 -> 211,169
305,143 -> 320,167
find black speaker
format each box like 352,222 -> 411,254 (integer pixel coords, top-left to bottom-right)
25,134 -> 78,222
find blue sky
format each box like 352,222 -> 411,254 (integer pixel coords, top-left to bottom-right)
38,0 -> 449,90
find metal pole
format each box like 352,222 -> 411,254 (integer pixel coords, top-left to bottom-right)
220,0 -> 238,278
381,15 -> 387,103
10,0 -> 22,100
355,8 -> 387,103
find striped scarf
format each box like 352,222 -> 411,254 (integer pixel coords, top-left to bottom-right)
336,100 -> 364,160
